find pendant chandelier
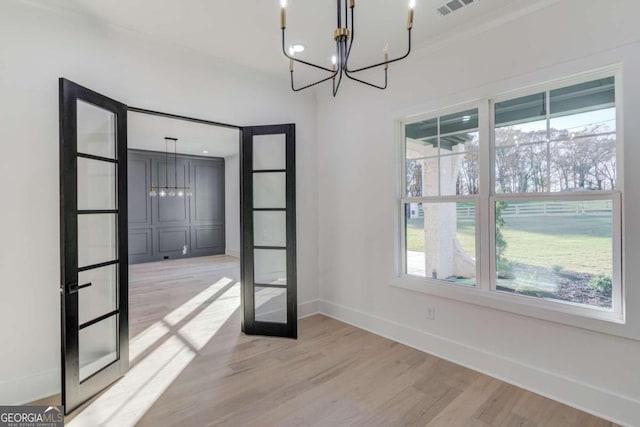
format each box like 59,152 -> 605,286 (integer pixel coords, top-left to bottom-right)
149,137 -> 192,198
280,0 -> 416,97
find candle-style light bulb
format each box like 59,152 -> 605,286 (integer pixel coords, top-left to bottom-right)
280,0 -> 287,29
383,44 -> 389,70
408,0 -> 415,29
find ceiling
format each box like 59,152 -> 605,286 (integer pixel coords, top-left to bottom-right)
128,111 -> 239,158
31,0 -> 558,78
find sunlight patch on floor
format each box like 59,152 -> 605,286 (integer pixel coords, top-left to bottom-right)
129,277 -> 234,361
67,279 -> 240,427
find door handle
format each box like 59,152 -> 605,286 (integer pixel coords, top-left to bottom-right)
66,282 -> 92,294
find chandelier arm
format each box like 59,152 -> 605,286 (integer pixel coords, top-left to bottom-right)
282,29 -> 334,73
344,68 -> 388,90
291,70 -> 339,92
346,29 -> 412,74
333,67 -> 344,97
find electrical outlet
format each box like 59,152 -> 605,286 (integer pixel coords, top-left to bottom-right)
426,307 -> 436,320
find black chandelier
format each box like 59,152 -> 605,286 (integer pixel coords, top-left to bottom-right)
280,0 -> 416,96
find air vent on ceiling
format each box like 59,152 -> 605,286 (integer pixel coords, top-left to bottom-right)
437,0 -> 476,16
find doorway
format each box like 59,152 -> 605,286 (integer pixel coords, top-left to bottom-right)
59,79 -> 297,415
125,109 -> 242,375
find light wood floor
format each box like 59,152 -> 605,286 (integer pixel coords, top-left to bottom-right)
62,255 -> 615,427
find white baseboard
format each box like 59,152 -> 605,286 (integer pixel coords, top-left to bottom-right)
1,368 -> 59,406
225,248 -> 240,257
319,299 -> 639,427
298,300 -> 319,319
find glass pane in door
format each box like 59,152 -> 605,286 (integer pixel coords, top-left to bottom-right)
77,100 -> 116,159
254,249 -> 286,285
253,173 -> 286,208
79,315 -> 118,381
253,134 -> 286,170
253,211 -> 286,247
78,265 -> 117,325
78,214 -> 117,268
77,157 -> 116,210
255,287 -> 287,323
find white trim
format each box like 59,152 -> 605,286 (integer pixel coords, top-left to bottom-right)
225,248 -> 241,257
297,300 -> 319,319
318,300 -> 639,427
478,100 -> 491,292
403,195 -> 477,203
398,120 -> 408,276
390,273 -> 638,339
400,101 -> 482,279
0,368 -> 59,405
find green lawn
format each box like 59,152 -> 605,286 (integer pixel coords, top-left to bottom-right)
406,214 -> 611,275
499,215 -> 611,275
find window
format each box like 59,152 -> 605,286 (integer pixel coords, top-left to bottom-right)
400,70 -> 622,320
404,109 -> 479,284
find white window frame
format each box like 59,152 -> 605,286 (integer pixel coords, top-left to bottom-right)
394,66 -> 624,327
400,103 -> 482,289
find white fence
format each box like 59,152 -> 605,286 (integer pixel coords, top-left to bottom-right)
456,201 -> 612,218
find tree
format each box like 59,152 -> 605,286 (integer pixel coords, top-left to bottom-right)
495,201 -> 513,279
406,160 -> 422,197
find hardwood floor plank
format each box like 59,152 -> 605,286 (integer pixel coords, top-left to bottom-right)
474,383 -> 527,426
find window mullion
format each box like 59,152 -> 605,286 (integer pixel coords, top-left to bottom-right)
399,121 -> 407,275
545,89 -> 551,191
478,100 -> 492,291
437,118 -> 441,196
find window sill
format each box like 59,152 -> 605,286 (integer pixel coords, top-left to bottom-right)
390,275 -> 633,339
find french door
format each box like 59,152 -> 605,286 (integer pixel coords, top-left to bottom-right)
59,78 -> 298,415
241,125 -> 297,338
59,78 -> 129,414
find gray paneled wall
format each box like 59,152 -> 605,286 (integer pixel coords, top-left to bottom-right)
128,149 -> 225,264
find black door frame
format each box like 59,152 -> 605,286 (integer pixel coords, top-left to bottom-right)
240,124 -> 297,338
59,78 -> 129,414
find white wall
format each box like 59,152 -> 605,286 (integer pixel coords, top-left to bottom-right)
0,0 -> 318,404
225,154 -> 240,257
317,0 -> 640,424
